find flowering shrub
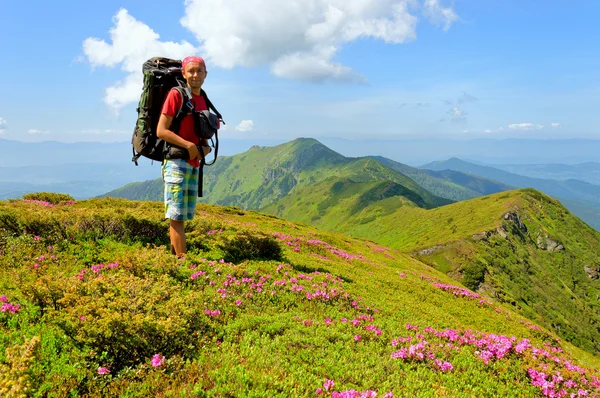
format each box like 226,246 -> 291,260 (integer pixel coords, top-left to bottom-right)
41,272 -> 213,372
22,192 -> 75,205
0,197 -> 599,396
0,336 -> 40,397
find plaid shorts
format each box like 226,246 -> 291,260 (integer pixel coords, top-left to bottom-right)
162,159 -> 199,221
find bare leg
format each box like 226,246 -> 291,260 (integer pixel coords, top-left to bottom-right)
169,220 -> 186,257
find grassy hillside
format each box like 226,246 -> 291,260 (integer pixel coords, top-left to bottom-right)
283,189 -> 600,356
370,156 -> 512,202
100,178 -> 163,201
103,138 -> 451,211
263,177 -> 422,230
1,197 -> 599,396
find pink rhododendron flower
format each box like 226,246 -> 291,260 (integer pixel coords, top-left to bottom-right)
151,354 -> 165,367
97,367 -> 110,375
324,379 -> 335,391
354,335 -> 361,342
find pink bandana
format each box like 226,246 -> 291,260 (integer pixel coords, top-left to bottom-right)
182,56 -> 206,71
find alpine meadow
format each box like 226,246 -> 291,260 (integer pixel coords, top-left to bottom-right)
3,0 -> 600,397
3,138 -> 600,396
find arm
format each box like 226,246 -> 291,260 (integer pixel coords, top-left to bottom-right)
157,113 -> 200,160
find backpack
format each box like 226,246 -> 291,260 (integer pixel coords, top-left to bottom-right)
131,57 -> 224,196
131,57 -> 223,166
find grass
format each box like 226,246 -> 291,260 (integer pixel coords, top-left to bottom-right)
1,196 -> 599,396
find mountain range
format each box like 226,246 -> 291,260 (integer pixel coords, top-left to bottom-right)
422,157 -> 600,230
103,138 -> 600,231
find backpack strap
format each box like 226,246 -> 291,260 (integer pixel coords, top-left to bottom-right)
171,86 -> 193,134
162,86 -> 192,159
201,89 -> 225,126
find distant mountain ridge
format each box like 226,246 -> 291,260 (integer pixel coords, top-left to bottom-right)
422,157 -> 600,230
491,162 -> 600,185
369,156 -> 512,202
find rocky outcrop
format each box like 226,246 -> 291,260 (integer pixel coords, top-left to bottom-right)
496,227 -> 508,239
472,231 -> 495,241
417,245 -> 444,256
584,265 -> 599,280
503,212 -> 528,233
536,234 -> 564,252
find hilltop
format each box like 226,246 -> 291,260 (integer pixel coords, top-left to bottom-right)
1,196 -> 599,396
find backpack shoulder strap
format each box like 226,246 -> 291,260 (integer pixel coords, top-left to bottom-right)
200,89 -> 225,125
170,86 -> 192,134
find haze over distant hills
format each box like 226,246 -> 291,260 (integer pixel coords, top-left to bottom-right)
423,157 -> 600,230
3,137 -> 600,167
490,162 -> 600,186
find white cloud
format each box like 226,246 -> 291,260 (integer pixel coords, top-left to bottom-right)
28,129 -> 49,135
235,120 -> 254,132
444,106 -> 466,122
423,0 -> 459,31
271,49 -> 366,83
450,107 -> 466,118
181,0 -> 424,82
181,0 -> 428,82
82,8 -> 196,111
508,123 -> 544,131
84,2 -> 458,109
551,122 -> 561,128
0,117 -> 6,134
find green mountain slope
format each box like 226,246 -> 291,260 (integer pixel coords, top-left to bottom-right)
99,178 -> 163,201
297,188 -> 600,355
370,156 -> 512,201
263,176 -> 422,230
103,138 -> 451,210
422,157 -> 600,230
1,197 -> 599,396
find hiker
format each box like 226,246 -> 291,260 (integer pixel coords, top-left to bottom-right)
156,56 -> 212,256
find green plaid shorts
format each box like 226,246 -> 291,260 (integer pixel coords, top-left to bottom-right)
162,159 -> 199,221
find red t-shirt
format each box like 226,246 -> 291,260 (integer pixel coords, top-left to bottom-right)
161,89 -> 208,167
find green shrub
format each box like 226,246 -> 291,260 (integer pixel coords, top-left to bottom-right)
22,192 -> 75,205
45,273 -> 212,372
122,215 -> 168,245
0,210 -> 20,235
0,336 -> 40,397
219,232 -> 282,263
461,260 -> 487,291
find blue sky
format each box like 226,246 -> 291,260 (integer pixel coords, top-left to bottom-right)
1,0 -> 599,143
